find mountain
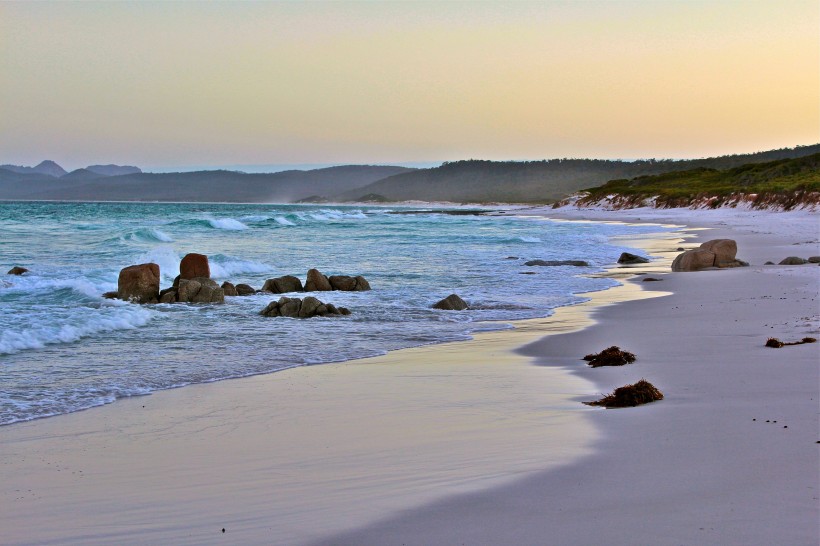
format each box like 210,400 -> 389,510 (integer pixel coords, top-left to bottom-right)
86,164 -> 142,176
569,153 -> 820,210
0,160 -> 67,178
0,165 -> 414,202
336,144 -> 820,203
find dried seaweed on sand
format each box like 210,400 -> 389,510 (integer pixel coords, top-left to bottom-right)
585,379 -> 664,408
583,346 -> 637,367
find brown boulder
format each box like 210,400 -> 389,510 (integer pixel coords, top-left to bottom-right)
179,253 -> 210,279
328,275 -> 357,291
353,276 -> 371,291
235,283 -> 256,296
7,266 -> 28,275
700,239 -> 737,267
779,257 -> 807,265
305,268 -> 332,291
261,275 -> 304,293
221,281 -> 238,297
117,263 -> 160,303
177,277 -> 224,303
433,294 -> 469,311
159,290 -> 177,304
671,249 -> 716,272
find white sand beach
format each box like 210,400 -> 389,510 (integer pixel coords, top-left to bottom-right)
2,207 -> 818,545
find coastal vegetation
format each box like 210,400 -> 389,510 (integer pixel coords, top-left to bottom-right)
572,153 -> 820,209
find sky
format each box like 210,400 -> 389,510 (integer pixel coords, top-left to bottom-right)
0,0 -> 817,171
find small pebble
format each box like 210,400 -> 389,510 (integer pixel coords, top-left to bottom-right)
222,528 -> 225,533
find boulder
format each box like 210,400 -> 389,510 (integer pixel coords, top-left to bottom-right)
671,249 -> 716,272
179,253 -> 210,279
329,275 -> 357,291
433,294 -> 468,311
524,260 -> 589,267
7,266 -> 28,275
159,290 -> 177,304
808,256 -> 820,263
617,252 -> 649,264
102,291 -> 118,299
117,263 -> 160,303
260,296 -> 348,318
235,283 -> 256,296
328,275 -> 372,291
305,268 -> 332,291
261,275 -> 303,294
700,239 -> 738,267
779,257 -> 808,265
221,281 -> 238,297
353,276 -> 371,291
177,277 -> 224,303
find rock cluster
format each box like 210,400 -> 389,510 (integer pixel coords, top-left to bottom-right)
115,254 -> 224,304
260,296 -> 350,318
162,276 -> 225,304
671,239 -> 748,271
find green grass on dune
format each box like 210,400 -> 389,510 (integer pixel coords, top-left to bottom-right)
580,153 -> 820,202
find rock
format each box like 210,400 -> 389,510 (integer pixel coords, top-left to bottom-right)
676,247 -> 686,251
779,256 -> 807,265
353,276 -> 371,291
221,281 -> 238,297
764,261 -> 775,265
261,275 -> 304,293
672,239 -> 748,271
433,294 -> 468,310
328,275 -> 372,291
102,291 -> 119,299
808,256 -> 820,263
117,263 -> 160,303
671,249 -> 716,272
642,277 -> 662,282
7,266 -> 28,275
524,260 -> 590,267
159,290 -> 176,304
235,283 -> 256,296
299,296 -> 323,318
617,252 -> 649,264
177,277 -> 224,303
172,275 -> 181,288
305,268 -> 332,291
700,239 -> 738,267
260,296 -> 348,318
179,253 -> 210,279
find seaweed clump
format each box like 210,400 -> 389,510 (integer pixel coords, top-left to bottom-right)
583,346 -> 636,367
585,379 -> 664,408
765,337 -> 817,348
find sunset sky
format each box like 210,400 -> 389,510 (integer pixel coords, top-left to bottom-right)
0,0 -> 817,171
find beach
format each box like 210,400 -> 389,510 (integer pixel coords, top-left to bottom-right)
2,207 -> 818,545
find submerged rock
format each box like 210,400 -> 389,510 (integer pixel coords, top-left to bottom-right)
260,296 -> 349,318
7,266 -> 28,275
433,294 -> 468,311
524,260 -> 589,267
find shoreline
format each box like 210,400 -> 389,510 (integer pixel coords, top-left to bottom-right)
2,208 -> 817,544
0,217 -> 682,545
318,206 -> 819,545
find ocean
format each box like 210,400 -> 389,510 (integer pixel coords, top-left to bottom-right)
0,202 -> 669,425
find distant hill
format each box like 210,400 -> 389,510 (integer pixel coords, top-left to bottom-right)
0,165 -> 415,202
86,164 -> 142,176
0,160 -> 67,178
336,144 -> 820,203
567,153 -> 820,210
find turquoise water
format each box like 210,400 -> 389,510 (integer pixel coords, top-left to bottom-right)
0,202 -> 668,425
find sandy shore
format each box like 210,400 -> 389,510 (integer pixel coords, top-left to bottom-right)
2,207 -> 817,545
